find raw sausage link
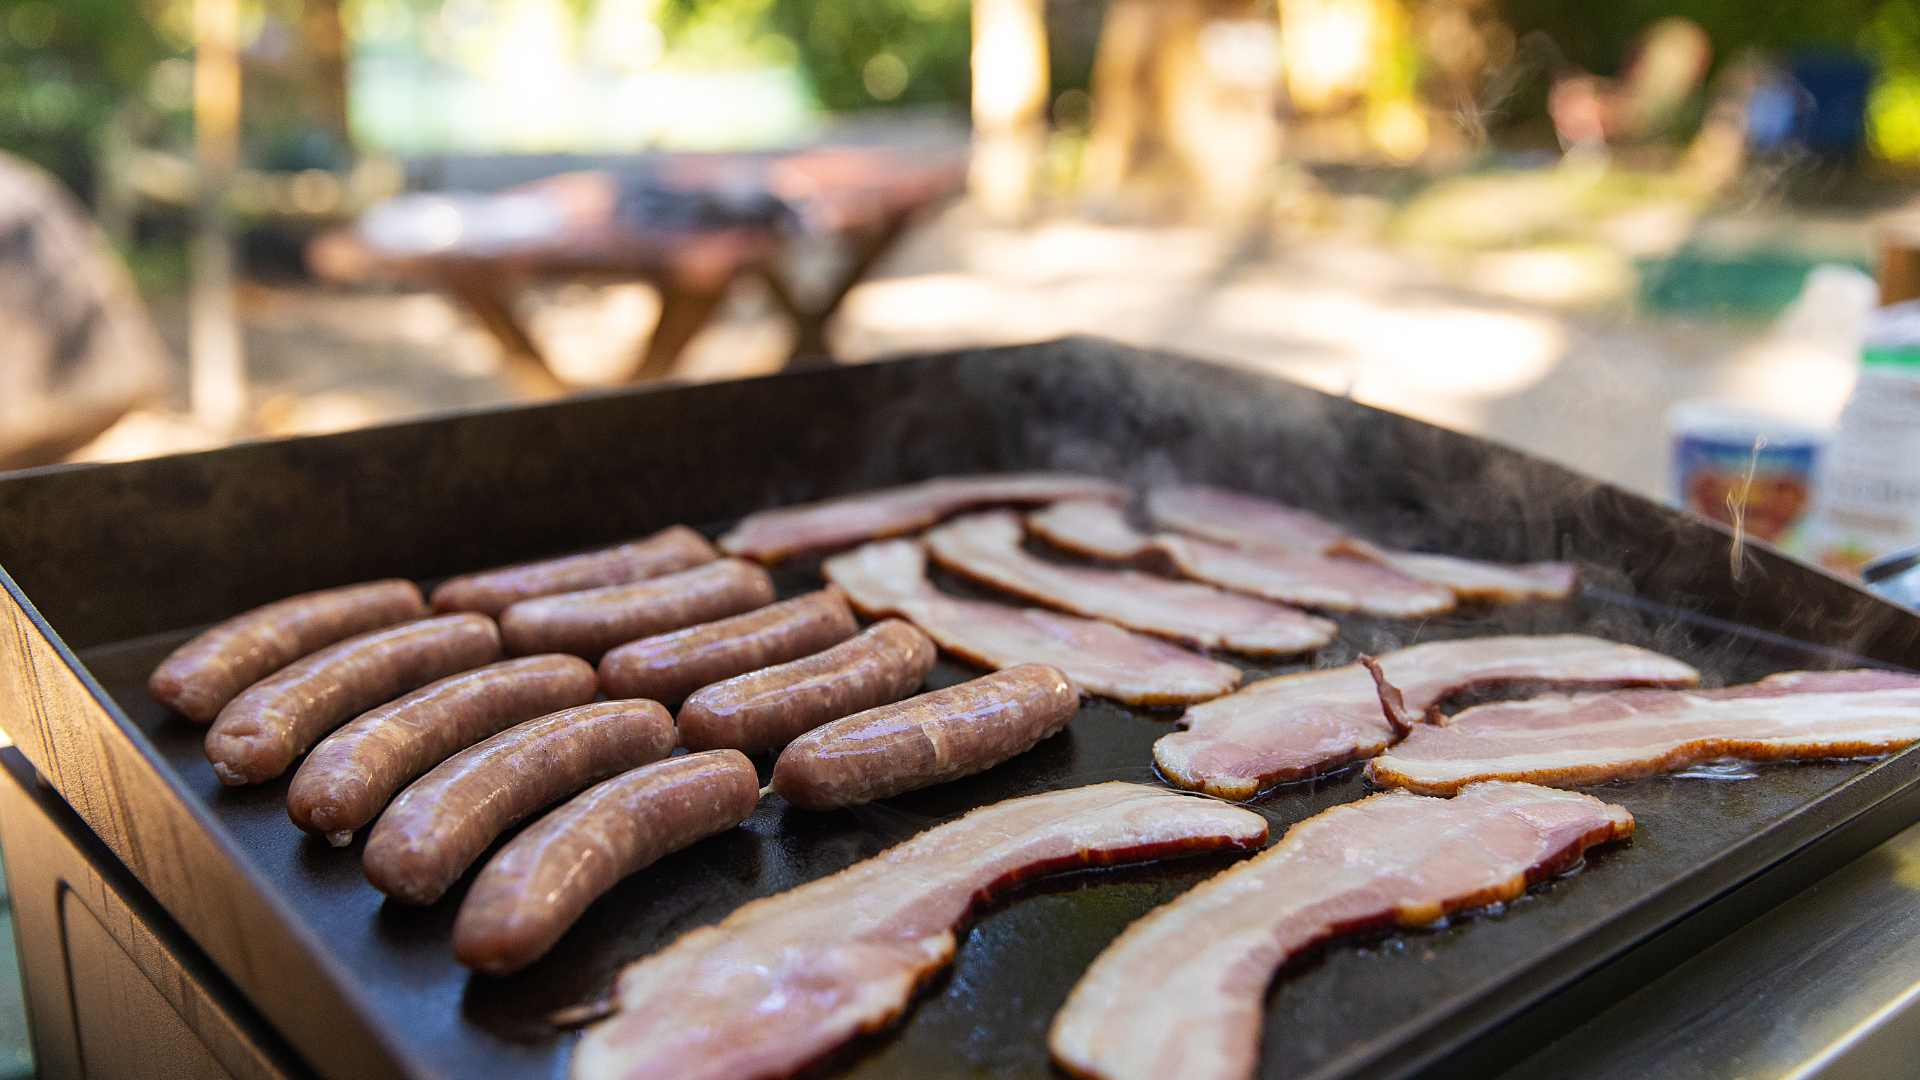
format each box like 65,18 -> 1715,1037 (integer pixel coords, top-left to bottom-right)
362,700 -> 676,905
203,614 -> 501,786
771,663 -> 1077,810
286,654 -> 598,846
452,750 -> 759,974
598,589 -> 858,705
430,526 -> 718,616
150,580 -> 427,724
679,620 -> 936,754
499,559 -> 774,660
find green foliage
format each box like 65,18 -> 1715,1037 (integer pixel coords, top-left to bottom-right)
0,0 -> 177,195
1493,1 -> 1920,158
661,0 -> 971,110
1500,0 -> 1880,73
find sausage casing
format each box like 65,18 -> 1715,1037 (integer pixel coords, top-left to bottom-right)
286,654 -> 598,846
452,749 -> 758,974
430,526 -> 718,616
150,579 -> 428,724
679,619 -> 935,754
598,588 -> 857,705
771,663 -> 1078,810
498,559 -> 774,659
203,614 -> 501,786
362,700 -> 676,905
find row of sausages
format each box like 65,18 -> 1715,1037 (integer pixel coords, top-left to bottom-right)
147,526 -> 1083,974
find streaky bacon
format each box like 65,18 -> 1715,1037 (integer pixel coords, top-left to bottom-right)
924,511 -> 1336,656
1146,485 -> 1348,551
1154,634 -> 1700,798
1146,484 -> 1578,603
1331,538 -> 1576,602
718,472 -> 1127,562
1369,668 -> 1920,794
1028,498 -> 1157,561
822,539 -> 1243,705
572,783 -> 1268,1080
1049,782 -> 1632,1080
1029,500 -> 1455,618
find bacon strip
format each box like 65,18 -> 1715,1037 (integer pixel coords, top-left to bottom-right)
924,511 -> 1336,656
572,783 -> 1268,1080
1369,669 -> 1920,794
822,540 -> 1242,705
1049,782 -> 1633,1080
1331,538 -> 1576,603
1147,484 -> 1578,603
1155,634 -> 1700,798
718,472 -> 1127,562
1029,500 -> 1455,618
1146,485 -> 1347,551
1027,498 -> 1156,560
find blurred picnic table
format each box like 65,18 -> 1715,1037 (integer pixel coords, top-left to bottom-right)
310,146 -> 965,393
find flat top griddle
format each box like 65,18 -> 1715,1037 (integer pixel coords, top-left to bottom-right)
71,561 -> 1908,1080
5,340 -> 1919,1080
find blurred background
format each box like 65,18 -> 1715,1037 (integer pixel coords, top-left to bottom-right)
6,0 -> 1920,574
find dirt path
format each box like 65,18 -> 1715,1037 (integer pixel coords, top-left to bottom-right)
92,208 -> 1857,505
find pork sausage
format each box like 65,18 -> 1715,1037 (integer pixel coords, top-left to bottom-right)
286,654 -> 597,846
150,579 -> 428,723
452,749 -> 758,974
679,619 -> 935,754
362,700 -> 676,905
498,559 -> 773,660
771,663 -> 1077,810
204,614 -> 501,786
430,526 -> 718,616
598,588 -> 857,705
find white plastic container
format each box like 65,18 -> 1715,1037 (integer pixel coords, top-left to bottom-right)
1800,300 -> 1920,574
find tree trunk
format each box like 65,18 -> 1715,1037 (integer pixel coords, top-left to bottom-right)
191,0 -> 246,432
971,0 -> 1050,221
304,0 -> 352,146
1084,0 -> 1271,212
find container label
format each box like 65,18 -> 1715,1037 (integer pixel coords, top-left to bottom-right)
1672,434 -> 1818,542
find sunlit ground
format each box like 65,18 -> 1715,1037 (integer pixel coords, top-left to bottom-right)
76,201 -> 1867,504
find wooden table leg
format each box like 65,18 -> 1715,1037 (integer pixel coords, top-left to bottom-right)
971,0 -> 1049,220
632,278 -> 733,381
439,271 -> 568,397
755,270 -> 827,368
762,209 -> 920,371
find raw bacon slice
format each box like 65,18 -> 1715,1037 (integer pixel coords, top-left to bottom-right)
1146,485 -> 1347,551
1369,669 -> 1920,794
718,472 -> 1127,562
1030,500 -> 1456,618
1049,782 -> 1632,1080
1331,538 -> 1576,603
1147,485 -> 1578,603
822,540 -> 1242,706
924,511 -> 1336,656
572,782 -> 1268,1080
1028,498 -> 1157,561
1155,634 -> 1700,798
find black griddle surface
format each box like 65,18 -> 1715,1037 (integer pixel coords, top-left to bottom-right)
72,543 -> 1905,1080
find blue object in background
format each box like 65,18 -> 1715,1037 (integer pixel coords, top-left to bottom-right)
1789,51 -> 1874,158
1745,74 -> 1803,152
